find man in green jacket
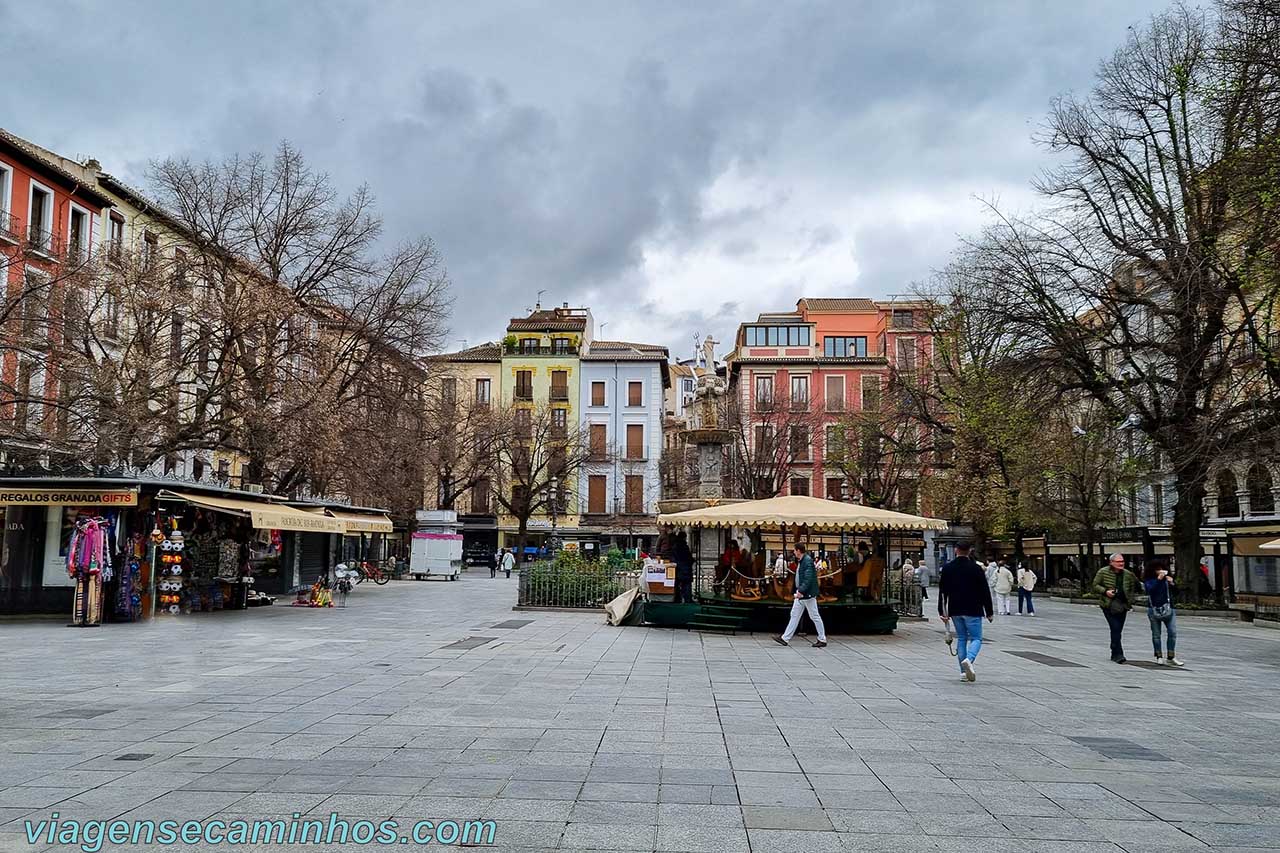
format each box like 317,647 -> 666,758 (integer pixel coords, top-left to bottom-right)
1093,553 -> 1141,663
774,544 -> 827,648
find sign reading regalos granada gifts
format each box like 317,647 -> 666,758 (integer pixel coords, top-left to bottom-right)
0,488 -> 139,506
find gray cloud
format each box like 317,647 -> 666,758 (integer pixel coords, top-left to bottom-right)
3,0 -> 1169,354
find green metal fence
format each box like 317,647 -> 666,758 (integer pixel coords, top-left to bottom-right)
517,560 -> 642,608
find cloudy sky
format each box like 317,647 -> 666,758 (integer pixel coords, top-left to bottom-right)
5,0 -> 1168,359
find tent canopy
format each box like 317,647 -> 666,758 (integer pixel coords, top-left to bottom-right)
304,507 -> 394,534
657,494 -> 947,532
1261,538 -> 1280,550
157,490 -> 345,534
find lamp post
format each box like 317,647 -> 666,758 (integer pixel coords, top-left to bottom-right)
548,476 -> 560,556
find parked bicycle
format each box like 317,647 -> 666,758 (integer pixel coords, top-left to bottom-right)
341,561 -> 391,586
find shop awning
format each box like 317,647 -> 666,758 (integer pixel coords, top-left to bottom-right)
319,509 -> 394,534
158,490 -> 345,534
657,495 -> 948,532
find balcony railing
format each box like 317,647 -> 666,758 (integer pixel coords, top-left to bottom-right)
514,387 -> 534,401
25,227 -> 64,260
550,387 -> 569,402
0,210 -> 18,243
505,343 -> 579,356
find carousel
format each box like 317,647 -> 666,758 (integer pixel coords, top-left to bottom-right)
652,494 -> 948,634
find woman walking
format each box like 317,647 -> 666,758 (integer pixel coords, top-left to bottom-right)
1143,561 -> 1184,667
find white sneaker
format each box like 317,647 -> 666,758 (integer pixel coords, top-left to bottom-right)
1028,612 -> 1035,617
1155,656 -> 1165,665
961,658 -> 975,682
1167,657 -> 1185,667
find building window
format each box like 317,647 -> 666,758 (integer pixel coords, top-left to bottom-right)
627,381 -> 643,407
28,183 -> 53,250
625,424 -> 644,460
68,206 -> 90,261
551,337 -> 573,354
825,425 -> 843,458
143,231 -> 159,269
754,375 -> 774,409
0,162 -> 13,235
789,426 -> 809,461
861,374 -> 882,411
823,337 -> 867,358
21,268 -> 49,337
896,338 -> 917,372
790,375 -> 809,409
1216,469 -> 1240,517
441,377 -> 457,407
745,325 -> 812,347
550,370 -> 569,401
591,380 -> 606,406
590,423 -> 607,459
1152,483 -> 1164,522
1248,464 -> 1275,515
625,475 -> 644,514
514,370 -> 533,400
824,375 -> 845,412
514,408 -> 532,439
682,378 -> 694,394
755,424 -> 775,455
474,377 -> 491,407
108,213 -> 125,260
472,478 -> 491,514
825,477 -> 844,501
551,407 -> 567,437
790,477 -> 810,496
588,475 -> 607,514
891,309 -> 914,329
519,337 -> 540,354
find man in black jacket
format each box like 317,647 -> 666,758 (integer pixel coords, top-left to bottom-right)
672,532 -> 694,604
938,543 -> 994,682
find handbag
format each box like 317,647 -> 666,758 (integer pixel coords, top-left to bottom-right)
1151,580 -> 1173,619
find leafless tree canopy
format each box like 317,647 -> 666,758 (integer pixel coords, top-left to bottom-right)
928,1 -> 1280,585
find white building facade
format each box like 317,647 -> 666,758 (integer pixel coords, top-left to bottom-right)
578,341 -> 669,552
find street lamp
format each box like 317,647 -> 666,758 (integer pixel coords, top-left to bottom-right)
548,476 -> 560,556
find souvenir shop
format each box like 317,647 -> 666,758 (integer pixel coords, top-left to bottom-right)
0,477 -> 346,623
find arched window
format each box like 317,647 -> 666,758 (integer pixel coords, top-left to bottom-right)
1216,469 -> 1240,517
1248,465 -> 1275,515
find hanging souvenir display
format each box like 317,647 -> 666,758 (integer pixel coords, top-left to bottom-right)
67,516 -> 113,627
115,533 -> 145,621
156,517 -> 188,615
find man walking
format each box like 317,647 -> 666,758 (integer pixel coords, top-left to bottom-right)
501,548 -> 516,579
994,561 -> 1015,615
774,544 -> 827,648
1017,564 -> 1037,615
1093,553 -> 1139,663
490,549 -> 499,579
938,543 -> 993,682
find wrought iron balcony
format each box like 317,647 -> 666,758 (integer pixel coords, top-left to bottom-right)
505,343 -> 579,356
0,210 -> 19,243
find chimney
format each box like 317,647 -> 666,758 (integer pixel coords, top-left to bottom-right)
562,302 -> 568,309
84,158 -> 101,171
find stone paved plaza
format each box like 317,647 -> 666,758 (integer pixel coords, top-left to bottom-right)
2,574 -> 1280,852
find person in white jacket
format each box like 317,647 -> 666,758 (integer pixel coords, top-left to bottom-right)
994,561 -> 1016,615
1017,564 -> 1037,616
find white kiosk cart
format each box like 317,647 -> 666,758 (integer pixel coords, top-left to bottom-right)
410,509 -> 463,581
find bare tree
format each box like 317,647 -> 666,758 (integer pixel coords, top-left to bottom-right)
146,142 -> 451,497
487,403 -> 597,556
954,3 -> 1280,593
722,388 -> 824,499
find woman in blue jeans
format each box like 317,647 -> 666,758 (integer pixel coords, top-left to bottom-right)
1143,561 -> 1184,667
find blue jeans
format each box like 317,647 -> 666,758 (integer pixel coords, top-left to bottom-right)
953,615 -> 984,669
1149,608 -> 1176,656
1018,588 -> 1034,613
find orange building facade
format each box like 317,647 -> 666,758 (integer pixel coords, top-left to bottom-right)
728,297 -> 935,506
